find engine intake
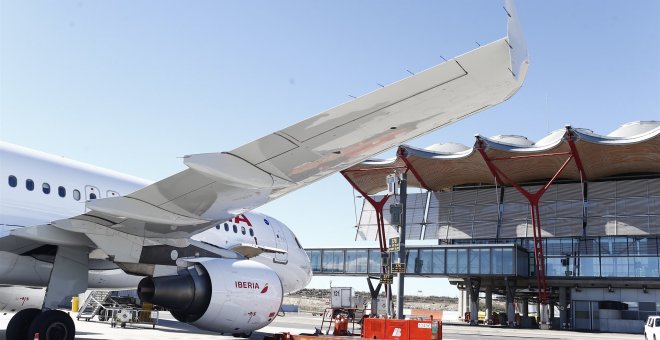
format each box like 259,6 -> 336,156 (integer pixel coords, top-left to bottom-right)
138,265 -> 212,322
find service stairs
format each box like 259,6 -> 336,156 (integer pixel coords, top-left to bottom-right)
77,291 -> 112,321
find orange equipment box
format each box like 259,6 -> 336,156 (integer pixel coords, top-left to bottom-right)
362,317 -> 386,339
362,318 -> 441,340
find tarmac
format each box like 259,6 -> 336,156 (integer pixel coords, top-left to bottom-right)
0,311 -> 644,340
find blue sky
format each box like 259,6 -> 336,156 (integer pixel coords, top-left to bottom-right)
1,1 -> 659,297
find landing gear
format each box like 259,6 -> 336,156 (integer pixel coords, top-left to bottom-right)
6,308 -> 40,340
28,310 -> 75,340
8,246 -> 87,339
232,332 -> 252,338
7,309 -> 75,340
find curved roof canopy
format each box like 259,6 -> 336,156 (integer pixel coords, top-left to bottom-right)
342,121 -> 660,195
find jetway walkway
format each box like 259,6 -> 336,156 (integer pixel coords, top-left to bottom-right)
306,243 -> 529,277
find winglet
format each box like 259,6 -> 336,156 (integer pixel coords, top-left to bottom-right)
505,0 -> 529,81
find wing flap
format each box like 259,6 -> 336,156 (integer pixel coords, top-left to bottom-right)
87,196 -> 209,226
230,243 -> 286,259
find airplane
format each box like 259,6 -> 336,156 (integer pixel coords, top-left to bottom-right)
0,1 -> 527,339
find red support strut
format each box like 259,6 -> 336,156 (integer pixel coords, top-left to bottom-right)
475,131 -> 587,306
341,171 -> 393,303
398,147 -> 432,191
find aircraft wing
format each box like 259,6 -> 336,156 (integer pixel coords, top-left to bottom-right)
9,2 -> 528,268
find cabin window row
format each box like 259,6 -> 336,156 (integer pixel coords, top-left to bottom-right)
7,175 -> 99,201
215,222 -> 255,237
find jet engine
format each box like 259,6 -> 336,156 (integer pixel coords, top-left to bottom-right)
138,258 -> 283,334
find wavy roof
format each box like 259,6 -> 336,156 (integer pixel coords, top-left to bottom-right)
342,121 -> 660,195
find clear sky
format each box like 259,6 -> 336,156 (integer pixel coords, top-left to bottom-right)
1,1 -> 659,297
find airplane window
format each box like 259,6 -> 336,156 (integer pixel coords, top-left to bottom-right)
89,193 -> 97,200
73,189 -> 81,201
232,225 -> 237,233
8,175 -> 17,187
249,229 -> 254,237
224,223 -> 229,231
215,224 -> 220,230
26,179 -> 34,191
241,226 -> 246,235
58,186 -> 66,198
42,183 -> 51,194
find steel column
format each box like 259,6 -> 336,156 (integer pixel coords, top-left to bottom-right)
396,172 -> 407,319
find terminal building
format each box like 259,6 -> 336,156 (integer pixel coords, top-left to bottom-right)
306,121 -> 660,333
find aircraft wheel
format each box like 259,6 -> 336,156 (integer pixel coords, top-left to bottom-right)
28,309 -> 75,340
7,308 -> 41,340
232,332 -> 252,338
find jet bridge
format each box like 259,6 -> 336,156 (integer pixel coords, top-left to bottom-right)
305,244 -> 529,278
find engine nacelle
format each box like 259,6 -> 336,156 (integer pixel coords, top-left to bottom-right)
138,258 -> 283,333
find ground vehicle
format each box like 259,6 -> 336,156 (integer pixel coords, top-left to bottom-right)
646,316 -> 660,340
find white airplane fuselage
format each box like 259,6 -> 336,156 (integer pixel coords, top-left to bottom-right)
0,141 -> 312,312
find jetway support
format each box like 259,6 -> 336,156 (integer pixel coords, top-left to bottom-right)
505,278 -> 516,327
485,286 -> 493,324
559,286 -> 568,329
467,278 -> 481,325
366,277 -> 383,316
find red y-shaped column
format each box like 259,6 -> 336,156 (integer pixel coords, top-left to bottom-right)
475,129 -> 587,313
341,169 -> 400,313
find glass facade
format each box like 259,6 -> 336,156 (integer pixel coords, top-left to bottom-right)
538,236 -> 660,278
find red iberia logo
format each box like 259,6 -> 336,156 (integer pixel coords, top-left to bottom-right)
235,281 -> 269,294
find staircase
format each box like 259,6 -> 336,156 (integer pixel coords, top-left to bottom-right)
77,291 -> 112,321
